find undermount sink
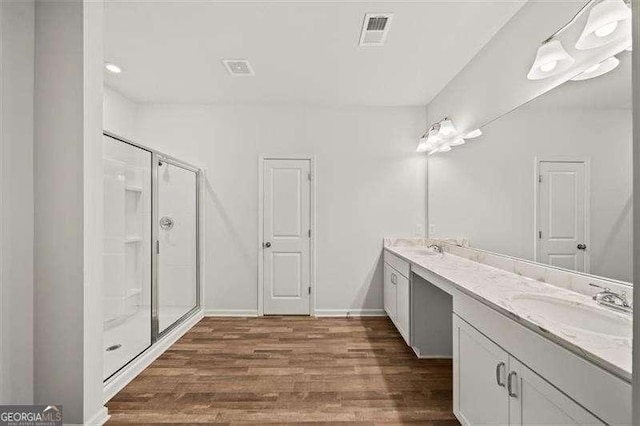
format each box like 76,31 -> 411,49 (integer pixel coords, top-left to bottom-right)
510,294 -> 632,339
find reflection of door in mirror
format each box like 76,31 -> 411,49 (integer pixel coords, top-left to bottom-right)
536,160 -> 588,273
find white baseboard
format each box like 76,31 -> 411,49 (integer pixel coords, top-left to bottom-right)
315,309 -> 387,317
82,406 -> 109,426
103,309 -> 204,402
205,309 -> 258,317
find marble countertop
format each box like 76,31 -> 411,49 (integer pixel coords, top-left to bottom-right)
384,243 -> 632,382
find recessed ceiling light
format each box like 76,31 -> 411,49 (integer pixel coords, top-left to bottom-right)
105,63 -> 122,74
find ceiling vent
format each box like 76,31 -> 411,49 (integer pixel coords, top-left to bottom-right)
222,59 -> 254,76
359,13 -> 393,46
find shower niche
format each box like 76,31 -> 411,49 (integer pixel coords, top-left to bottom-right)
102,133 -> 200,382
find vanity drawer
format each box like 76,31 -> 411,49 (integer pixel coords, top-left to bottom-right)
383,250 -> 410,278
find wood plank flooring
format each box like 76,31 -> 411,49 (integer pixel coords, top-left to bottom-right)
107,316 -> 459,425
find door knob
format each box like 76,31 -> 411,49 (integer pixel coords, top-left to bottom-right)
577,244 -> 587,250
264,242 -> 272,248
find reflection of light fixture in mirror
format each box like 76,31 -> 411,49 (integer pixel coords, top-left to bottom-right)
527,40 -> 575,80
417,118 -> 481,155
416,135 -> 430,152
571,56 -> 619,81
465,129 -> 482,139
575,0 -> 631,50
439,119 -> 456,136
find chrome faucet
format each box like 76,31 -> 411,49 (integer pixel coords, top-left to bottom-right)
589,283 -> 632,314
427,243 -> 443,254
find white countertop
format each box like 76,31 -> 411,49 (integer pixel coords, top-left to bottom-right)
384,244 -> 632,382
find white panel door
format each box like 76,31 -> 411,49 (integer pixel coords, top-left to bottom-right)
508,358 -> 602,425
538,161 -> 587,272
263,159 -> 311,315
453,315 -> 510,426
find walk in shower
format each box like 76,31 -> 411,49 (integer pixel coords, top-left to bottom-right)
102,132 -> 201,381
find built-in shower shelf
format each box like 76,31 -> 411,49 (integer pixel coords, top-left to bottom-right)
125,236 -> 143,243
125,185 -> 143,193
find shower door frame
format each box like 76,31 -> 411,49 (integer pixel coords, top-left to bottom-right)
103,131 -> 202,347
152,153 -> 202,342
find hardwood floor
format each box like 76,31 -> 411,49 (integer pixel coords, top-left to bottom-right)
107,316 -> 459,425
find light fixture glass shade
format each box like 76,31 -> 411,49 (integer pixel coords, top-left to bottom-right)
527,40 -> 575,80
575,0 -> 631,50
449,137 -> 465,146
438,119 -> 456,136
465,129 -> 482,139
571,56 -> 619,81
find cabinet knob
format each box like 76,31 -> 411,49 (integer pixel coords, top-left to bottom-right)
577,243 -> 587,250
264,242 -> 272,248
391,273 -> 398,285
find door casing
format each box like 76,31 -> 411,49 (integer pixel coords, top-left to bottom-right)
258,155 -> 316,316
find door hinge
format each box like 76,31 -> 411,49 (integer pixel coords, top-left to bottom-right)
538,231 -> 542,239
308,286 -> 311,295
308,173 -> 312,181
308,229 -> 311,238
156,240 -> 160,254
538,175 -> 543,183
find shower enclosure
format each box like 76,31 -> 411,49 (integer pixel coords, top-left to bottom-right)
102,132 -> 201,381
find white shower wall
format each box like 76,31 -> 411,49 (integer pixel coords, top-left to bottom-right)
102,135 -> 152,380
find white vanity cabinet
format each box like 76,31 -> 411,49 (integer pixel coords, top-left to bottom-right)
383,250 -> 410,345
454,315 -> 602,426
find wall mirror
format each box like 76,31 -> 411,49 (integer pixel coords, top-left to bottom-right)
428,49 -> 632,284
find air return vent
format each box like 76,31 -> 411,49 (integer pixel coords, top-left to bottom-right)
359,13 -> 393,46
222,59 -> 255,76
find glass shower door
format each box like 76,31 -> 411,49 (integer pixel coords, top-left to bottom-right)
156,158 -> 198,334
102,134 -> 152,380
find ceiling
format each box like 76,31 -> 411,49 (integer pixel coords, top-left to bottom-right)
104,0 -> 526,106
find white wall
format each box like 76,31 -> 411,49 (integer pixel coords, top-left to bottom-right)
34,0 -> 105,423
0,0 -> 34,404
103,100 -> 426,315
429,105 -> 632,283
104,85 -> 137,141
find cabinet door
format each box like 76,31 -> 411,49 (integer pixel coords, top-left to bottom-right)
508,358 -> 602,426
383,263 -> 396,322
395,272 -> 410,345
453,315 -> 509,426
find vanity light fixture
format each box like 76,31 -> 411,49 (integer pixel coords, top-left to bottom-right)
465,129 -> 482,139
105,62 -> 122,74
570,56 -> 619,81
416,118 -> 481,155
438,119 -> 456,136
527,40 -> 575,80
575,0 -> 631,50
